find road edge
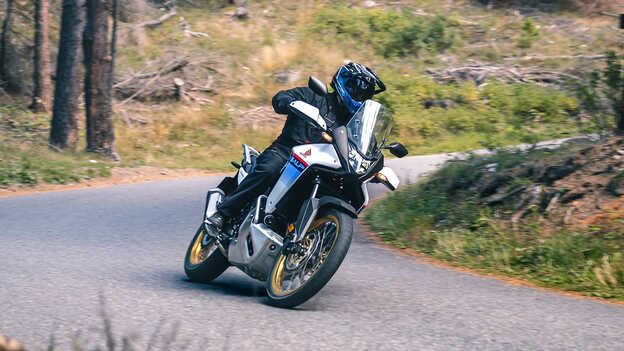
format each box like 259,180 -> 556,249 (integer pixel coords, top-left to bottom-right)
357,205 -> 624,307
0,169 -> 230,199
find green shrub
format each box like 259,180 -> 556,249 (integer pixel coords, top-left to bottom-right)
517,18 -> 540,49
311,5 -> 458,58
517,19 -> 540,49
367,148 -> 624,299
575,52 -> 623,131
374,68 -> 581,149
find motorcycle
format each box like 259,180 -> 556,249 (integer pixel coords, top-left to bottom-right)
184,76 -> 408,308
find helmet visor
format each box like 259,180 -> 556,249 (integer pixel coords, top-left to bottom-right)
340,71 -> 375,102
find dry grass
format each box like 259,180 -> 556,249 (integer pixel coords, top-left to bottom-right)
2,0 -> 620,187
114,101 -> 279,170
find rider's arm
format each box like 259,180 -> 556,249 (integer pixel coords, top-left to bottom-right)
271,87 -> 312,115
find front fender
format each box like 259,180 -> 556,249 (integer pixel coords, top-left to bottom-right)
318,196 -> 358,218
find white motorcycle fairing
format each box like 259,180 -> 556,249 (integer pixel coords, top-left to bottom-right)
265,143 -> 341,214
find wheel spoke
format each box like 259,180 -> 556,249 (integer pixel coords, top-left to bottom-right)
273,216 -> 341,295
190,230 -> 219,265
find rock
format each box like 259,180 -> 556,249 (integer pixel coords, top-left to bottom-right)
486,185 -> 526,204
272,69 -> 301,84
579,146 -> 593,155
233,7 -> 249,20
536,164 -> 577,185
479,174 -> 513,197
592,164 -> 614,175
544,193 -> 560,213
512,185 -> 542,211
560,190 -> 586,203
563,207 -> 575,225
606,172 -> 624,196
483,163 -> 497,172
363,0 -> 376,8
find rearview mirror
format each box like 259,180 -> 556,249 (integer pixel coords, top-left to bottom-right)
384,142 -> 408,158
308,76 -> 327,96
289,101 -> 327,131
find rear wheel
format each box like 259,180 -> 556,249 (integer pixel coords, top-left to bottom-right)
184,225 -> 229,283
266,208 -> 353,308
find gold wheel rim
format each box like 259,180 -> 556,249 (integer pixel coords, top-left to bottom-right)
189,228 -> 218,265
270,215 -> 340,296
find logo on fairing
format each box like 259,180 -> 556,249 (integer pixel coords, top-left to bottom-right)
289,154 -> 307,172
302,149 -> 312,157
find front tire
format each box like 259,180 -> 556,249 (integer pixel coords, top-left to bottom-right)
184,225 -> 229,283
266,208 -> 353,308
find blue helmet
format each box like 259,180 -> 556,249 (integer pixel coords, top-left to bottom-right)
331,62 -> 386,114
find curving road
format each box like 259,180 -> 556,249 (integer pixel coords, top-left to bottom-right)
1,154 -> 624,350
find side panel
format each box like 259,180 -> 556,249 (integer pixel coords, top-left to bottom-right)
266,153 -> 308,214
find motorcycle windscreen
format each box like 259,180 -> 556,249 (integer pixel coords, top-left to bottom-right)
266,153 -> 308,214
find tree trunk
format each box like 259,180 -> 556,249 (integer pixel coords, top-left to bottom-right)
49,0 -> 85,150
0,0 -> 14,92
617,95 -> 624,133
83,0 -> 119,160
30,0 -> 53,112
109,0 -> 117,92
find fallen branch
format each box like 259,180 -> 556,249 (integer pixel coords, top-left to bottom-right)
113,55 -> 219,101
597,11 -> 619,18
426,64 -> 584,87
179,17 -> 211,38
486,186 -> 526,205
115,59 -> 188,86
118,74 -> 162,106
137,7 -> 177,29
503,54 -> 607,62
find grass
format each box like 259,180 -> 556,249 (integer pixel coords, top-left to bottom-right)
365,146 -> 624,300
114,101 -> 279,170
1,1 -> 620,188
0,103 -> 115,187
0,142 -> 113,186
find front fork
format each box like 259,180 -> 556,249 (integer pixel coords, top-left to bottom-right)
283,176 -> 322,255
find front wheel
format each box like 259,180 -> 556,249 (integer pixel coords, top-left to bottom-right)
266,208 -> 353,308
184,225 -> 229,283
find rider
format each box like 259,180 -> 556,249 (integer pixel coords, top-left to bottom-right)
205,62 -> 385,232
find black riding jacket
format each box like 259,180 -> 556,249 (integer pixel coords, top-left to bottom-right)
271,87 -> 351,152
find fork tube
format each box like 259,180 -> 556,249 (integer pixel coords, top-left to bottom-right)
310,176 -> 321,199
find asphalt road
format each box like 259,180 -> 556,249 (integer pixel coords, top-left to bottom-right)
1,153 -> 624,350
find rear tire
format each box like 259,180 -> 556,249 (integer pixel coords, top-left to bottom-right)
184,225 -> 229,283
266,208 -> 353,308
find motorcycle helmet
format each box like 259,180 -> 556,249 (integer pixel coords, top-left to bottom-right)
331,62 -> 386,114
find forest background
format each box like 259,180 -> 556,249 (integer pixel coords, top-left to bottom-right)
0,0 -> 623,187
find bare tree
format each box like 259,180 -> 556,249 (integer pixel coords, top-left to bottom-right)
49,0 -> 85,150
30,0 -> 53,112
0,0 -> 14,92
83,0 -> 119,160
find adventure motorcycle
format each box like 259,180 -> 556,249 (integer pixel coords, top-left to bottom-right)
184,77 -> 408,308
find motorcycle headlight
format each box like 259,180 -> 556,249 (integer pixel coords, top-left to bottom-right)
348,147 -> 371,175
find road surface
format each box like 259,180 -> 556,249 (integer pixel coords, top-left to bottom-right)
1,153 -> 623,350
